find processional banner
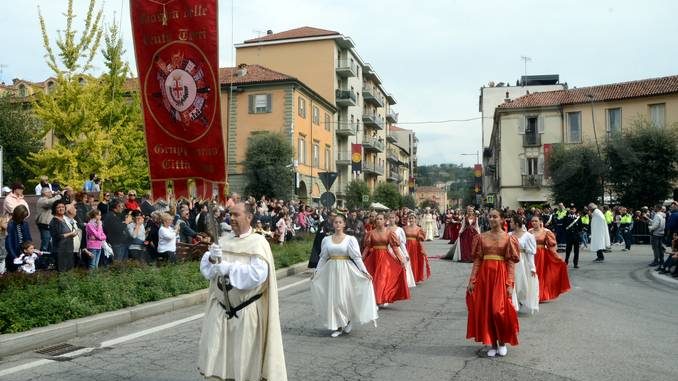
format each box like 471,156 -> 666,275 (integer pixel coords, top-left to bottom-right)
130,0 -> 225,201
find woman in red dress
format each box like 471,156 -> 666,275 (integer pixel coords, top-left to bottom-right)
404,213 -> 430,283
362,214 -> 410,307
454,207 -> 480,262
448,210 -> 462,244
466,209 -> 520,357
442,210 -> 453,240
529,216 -> 571,302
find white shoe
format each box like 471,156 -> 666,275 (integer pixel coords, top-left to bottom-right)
330,329 -> 343,338
487,348 -> 497,357
498,345 -> 508,356
344,321 -> 353,334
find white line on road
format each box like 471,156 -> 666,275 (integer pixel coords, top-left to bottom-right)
0,276 -> 310,378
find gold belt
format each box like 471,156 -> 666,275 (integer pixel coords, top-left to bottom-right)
406,237 -> 418,241
537,244 -> 546,248
330,256 -> 350,260
483,255 -> 504,261
373,245 -> 387,249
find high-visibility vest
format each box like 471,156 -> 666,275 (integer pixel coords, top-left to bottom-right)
556,209 -> 567,220
605,211 -> 613,224
620,214 -> 633,224
581,215 -> 590,225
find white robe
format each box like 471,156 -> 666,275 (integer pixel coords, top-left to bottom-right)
198,229 -> 287,381
589,209 -> 610,252
390,227 -> 416,288
511,231 -> 539,314
311,235 -> 378,330
422,213 -> 435,241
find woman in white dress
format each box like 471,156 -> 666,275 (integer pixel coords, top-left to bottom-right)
388,213 -> 416,288
421,209 -> 436,241
510,215 -> 539,315
311,214 -> 378,338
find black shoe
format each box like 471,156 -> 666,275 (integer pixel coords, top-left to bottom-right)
658,269 -> 668,274
593,258 -> 604,262
655,267 -> 665,272
671,272 -> 678,278
648,262 -> 659,267
574,265 -> 579,269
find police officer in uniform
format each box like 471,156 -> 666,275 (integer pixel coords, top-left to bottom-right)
564,205 -> 582,268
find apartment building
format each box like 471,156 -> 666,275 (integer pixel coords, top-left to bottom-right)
219,64 -> 336,200
488,74 -> 678,209
235,26 -> 400,203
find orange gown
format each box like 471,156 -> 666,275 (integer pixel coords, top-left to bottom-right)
363,229 -> 411,305
466,232 -> 520,346
404,225 -> 431,283
531,229 -> 571,302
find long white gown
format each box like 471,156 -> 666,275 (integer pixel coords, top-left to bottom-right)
422,213 -> 435,241
511,230 -> 540,314
311,235 -> 378,331
391,226 -> 416,288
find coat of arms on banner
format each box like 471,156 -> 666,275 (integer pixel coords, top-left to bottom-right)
144,41 -> 217,143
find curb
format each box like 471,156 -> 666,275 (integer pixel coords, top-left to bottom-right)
648,268 -> 678,287
0,261 -> 310,358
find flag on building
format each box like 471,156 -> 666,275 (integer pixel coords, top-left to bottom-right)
351,143 -> 362,174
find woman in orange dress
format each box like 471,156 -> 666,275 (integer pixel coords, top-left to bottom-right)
404,213 -> 430,283
466,209 -> 520,357
529,216 -> 571,302
362,214 -> 410,307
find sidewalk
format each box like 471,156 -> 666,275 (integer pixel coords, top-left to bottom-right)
0,261 -> 309,358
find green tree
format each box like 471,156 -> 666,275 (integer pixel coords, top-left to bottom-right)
419,199 -> 439,210
243,133 -> 294,199
373,182 -> 401,210
548,143 -> 606,207
401,194 -> 416,209
345,179 -> 370,210
0,96 -> 43,185
606,120 -> 678,207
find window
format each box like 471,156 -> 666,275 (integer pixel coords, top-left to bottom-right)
607,108 -> 621,135
312,141 -> 320,167
649,103 -> 665,128
248,94 -> 272,113
312,106 -> 320,125
567,112 -> 582,143
526,158 -> 538,175
298,96 -> 306,118
324,113 -> 331,131
325,146 -> 331,170
46,81 -> 55,94
18,84 -> 26,97
298,136 -> 306,164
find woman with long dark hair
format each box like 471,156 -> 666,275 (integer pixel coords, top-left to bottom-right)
311,214 -> 378,337
404,213 -> 430,283
529,216 -> 571,302
466,209 -> 520,357
49,200 -> 76,272
510,215 -> 539,314
5,205 -> 32,273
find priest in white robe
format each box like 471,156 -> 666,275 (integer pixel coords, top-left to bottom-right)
198,202 -> 287,381
588,203 -> 610,262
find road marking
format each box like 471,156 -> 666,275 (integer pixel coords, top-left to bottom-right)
0,275 -> 310,377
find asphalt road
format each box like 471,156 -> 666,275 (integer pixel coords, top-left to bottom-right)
1,239 -> 677,381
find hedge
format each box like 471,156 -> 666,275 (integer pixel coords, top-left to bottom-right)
0,238 -> 312,334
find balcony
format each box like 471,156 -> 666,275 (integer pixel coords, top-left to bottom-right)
386,134 -> 397,143
336,89 -> 356,107
336,121 -> 357,136
363,162 -> 384,176
387,149 -> 399,163
522,174 -> 543,188
362,114 -> 384,130
523,133 -> 541,147
362,137 -> 385,152
386,111 -> 398,123
362,86 -> 384,107
336,151 -> 352,166
386,170 -> 401,182
335,59 -> 357,78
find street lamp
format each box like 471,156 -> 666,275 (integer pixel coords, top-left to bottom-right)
586,94 -> 605,204
460,150 -> 480,165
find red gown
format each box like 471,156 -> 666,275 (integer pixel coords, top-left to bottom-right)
531,229 -> 571,302
459,217 -> 479,262
404,225 -> 431,283
363,229 -> 410,305
466,232 -> 520,346
442,214 -> 454,240
448,218 -> 461,244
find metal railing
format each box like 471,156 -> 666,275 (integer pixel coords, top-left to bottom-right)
523,133 -> 541,147
362,137 -> 385,152
522,174 -> 543,188
336,59 -> 357,77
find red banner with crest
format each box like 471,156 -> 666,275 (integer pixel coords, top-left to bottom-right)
130,0 -> 225,201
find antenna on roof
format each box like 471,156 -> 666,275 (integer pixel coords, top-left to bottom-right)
252,29 -> 263,37
0,64 -> 7,83
520,56 -> 532,77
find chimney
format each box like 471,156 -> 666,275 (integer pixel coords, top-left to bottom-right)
236,64 -> 247,77
504,91 -> 510,102
267,29 -> 273,35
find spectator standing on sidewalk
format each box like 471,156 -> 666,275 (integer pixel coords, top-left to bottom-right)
127,210 -> 147,262
2,183 -> 29,217
648,205 -> 666,268
4,205 -> 32,273
36,187 -> 61,252
103,199 -> 132,263
34,176 -> 53,196
85,209 -> 106,270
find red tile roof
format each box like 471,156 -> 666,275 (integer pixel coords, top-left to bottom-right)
498,74 -> 678,109
243,26 -> 340,44
219,64 -> 295,85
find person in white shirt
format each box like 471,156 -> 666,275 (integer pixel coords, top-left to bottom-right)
157,213 -> 177,263
14,241 -> 41,274
509,215 -> 539,315
198,202 -> 287,381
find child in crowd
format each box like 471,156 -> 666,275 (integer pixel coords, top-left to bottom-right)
14,241 -> 42,274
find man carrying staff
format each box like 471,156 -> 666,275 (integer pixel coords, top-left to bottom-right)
198,202 -> 287,381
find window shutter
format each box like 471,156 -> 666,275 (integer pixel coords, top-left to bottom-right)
248,95 -> 254,113
537,115 -> 544,133
537,155 -> 544,175
518,116 -> 526,134
520,157 -> 526,175
266,94 -> 272,112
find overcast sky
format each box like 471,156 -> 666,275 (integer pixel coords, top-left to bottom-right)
2,0 -> 677,166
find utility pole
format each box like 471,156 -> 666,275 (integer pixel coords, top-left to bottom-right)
0,64 -> 7,83
520,56 -> 531,76
587,94 -> 605,204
